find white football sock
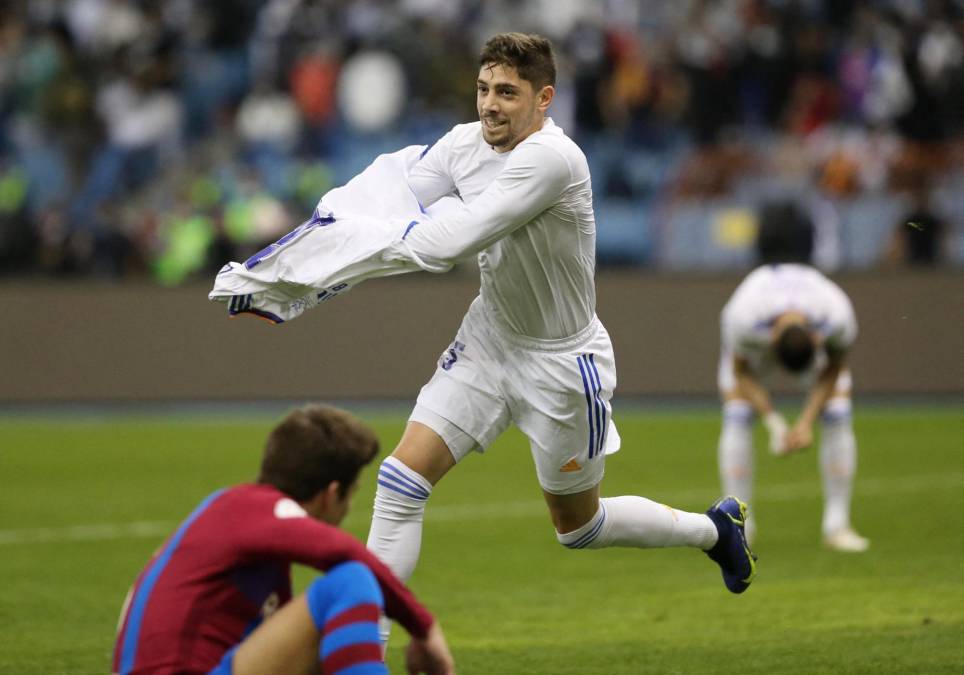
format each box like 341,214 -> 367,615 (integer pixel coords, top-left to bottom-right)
819,399 -> 857,535
718,400 -> 755,538
556,497 -> 718,551
366,456 -> 432,643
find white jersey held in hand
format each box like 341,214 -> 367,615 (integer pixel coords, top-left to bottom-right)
208,145 -> 447,323
209,118 -> 596,337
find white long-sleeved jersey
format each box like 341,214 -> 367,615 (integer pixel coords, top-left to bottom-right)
395,118 -> 596,340
721,264 -> 857,373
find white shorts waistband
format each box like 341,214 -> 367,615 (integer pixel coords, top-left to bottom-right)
478,300 -> 600,353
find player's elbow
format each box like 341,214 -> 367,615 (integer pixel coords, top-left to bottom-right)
407,242 -> 471,270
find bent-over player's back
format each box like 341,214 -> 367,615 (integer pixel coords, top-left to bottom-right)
722,263 -> 856,354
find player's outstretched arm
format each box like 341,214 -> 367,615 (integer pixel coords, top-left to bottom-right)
238,506 -> 435,639
733,356 -> 788,454
787,350 -> 847,452
405,621 -> 456,675
400,141 -> 570,266
732,357 -> 774,416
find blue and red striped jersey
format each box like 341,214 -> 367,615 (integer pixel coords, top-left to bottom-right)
112,483 -> 433,675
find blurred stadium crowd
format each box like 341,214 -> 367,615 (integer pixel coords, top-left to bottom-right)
0,0 -> 962,283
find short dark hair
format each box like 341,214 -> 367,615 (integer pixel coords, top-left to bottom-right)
775,324 -> 816,372
479,32 -> 556,89
756,200 -> 814,264
257,404 -> 380,501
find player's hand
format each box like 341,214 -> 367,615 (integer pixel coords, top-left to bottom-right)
763,411 -> 789,456
405,621 -> 455,675
783,421 -> 813,454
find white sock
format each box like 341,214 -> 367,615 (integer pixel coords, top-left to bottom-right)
820,399 -> 857,535
366,456 -> 432,643
556,497 -> 718,551
718,400 -> 755,539
718,400 -> 754,502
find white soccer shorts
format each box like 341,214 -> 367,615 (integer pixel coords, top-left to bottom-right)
411,297 -> 621,495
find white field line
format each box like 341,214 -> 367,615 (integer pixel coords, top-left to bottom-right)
1,471 -> 961,546
0,521 -> 173,546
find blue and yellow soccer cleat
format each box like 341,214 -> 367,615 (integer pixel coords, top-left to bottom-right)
705,496 -> 758,594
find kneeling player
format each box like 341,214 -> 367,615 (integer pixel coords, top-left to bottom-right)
112,404 -> 454,675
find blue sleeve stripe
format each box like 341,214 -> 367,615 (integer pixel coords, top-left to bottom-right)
577,355 -> 596,459
118,489 -> 227,675
378,463 -> 429,498
376,479 -> 428,502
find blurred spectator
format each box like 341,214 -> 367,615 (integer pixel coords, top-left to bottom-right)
886,180 -> 947,266
756,199 -> 814,265
0,0 -> 960,281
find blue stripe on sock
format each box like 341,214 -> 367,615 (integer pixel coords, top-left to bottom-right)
577,355 -> 596,458
565,507 -> 607,549
379,463 -> 429,498
376,471 -> 428,500
821,410 -> 850,423
376,479 -> 427,501
566,516 -> 604,550
376,470 -> 428,500
320,622 -> 382,658
336,663 -> 388,675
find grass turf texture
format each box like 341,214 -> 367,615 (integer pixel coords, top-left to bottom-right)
1,407 -> 962,674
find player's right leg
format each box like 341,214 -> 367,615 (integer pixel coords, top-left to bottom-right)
367,300 -> 511,641
367,419 -> 456,587
228,561 -> 385,675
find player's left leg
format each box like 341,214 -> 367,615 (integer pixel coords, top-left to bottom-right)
229,561 -> 386,675
512,330 -> 755,593
543,480 -> 755,594
819,393 -> 869,552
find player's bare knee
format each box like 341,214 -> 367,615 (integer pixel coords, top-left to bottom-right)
391,421 -> 459,484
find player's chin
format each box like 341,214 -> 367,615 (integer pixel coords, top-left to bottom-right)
482,128 -> 511,148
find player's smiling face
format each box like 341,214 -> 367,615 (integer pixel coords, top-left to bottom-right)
477,63 -> 553,153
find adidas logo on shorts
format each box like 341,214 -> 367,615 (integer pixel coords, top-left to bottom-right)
560,458 -> 583,473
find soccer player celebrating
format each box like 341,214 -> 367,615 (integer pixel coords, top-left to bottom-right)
717,263 -> 869,552
365,31 -> 756,640
112,405 -> 454,675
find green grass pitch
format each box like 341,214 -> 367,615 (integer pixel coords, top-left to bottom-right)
1,406 -> 962,674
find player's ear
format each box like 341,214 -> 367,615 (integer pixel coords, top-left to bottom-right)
302,481 -> 342,519
537,85 -> 554,112
323,481 -> 343,506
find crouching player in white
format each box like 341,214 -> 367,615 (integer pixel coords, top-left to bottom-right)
717,263 -> 869,551
366,33 -> 757,643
